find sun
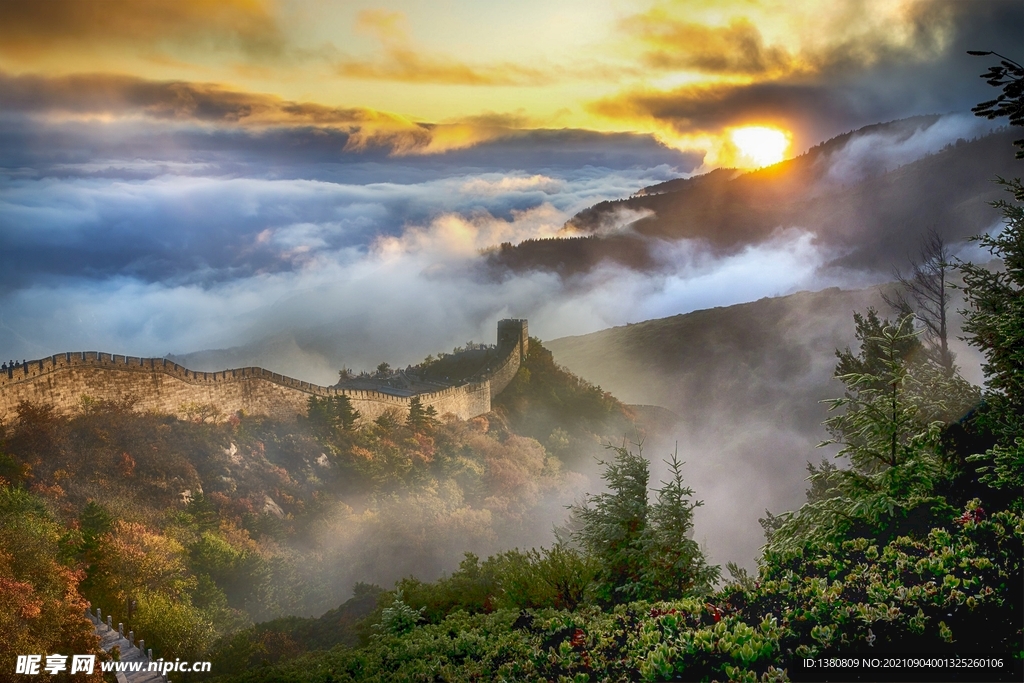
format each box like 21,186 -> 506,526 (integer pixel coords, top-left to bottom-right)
730,126 -> 791,168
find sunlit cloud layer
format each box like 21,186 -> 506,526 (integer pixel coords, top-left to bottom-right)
1,0 -> 1018,163
0,110 -> 992,384
598,0 -> 1020,164
0,0 -> 283,61
335,9 -> 554,86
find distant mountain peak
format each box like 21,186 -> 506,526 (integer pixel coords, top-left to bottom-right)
488,120 -> 1016,278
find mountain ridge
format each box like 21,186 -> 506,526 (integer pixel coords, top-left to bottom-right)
488,117 -> 1015,277
544,284 -> 983,567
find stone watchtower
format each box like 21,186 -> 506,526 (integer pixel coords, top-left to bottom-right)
497,319 -> 529,361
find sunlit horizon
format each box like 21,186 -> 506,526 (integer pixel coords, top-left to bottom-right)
3,1 -> 1013,165
730,126 -> 791,168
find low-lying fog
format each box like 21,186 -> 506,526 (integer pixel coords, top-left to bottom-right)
0,111 -> 1000,575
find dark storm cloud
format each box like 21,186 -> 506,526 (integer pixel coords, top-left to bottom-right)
0,119 -> 698,184
827,0 -> 1024,126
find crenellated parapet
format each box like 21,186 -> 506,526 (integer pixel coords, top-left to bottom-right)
0,320 -> 527,424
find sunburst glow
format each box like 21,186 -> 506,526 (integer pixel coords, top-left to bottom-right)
730,126 -> 791,167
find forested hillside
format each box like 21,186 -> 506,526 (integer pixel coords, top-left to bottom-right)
488,123 -> 1020,277
0,340 -> 639,675
547,286 -> 895,567
3,200 -> 1021,682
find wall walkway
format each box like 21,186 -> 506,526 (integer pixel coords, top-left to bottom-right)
87,607 -> 167,683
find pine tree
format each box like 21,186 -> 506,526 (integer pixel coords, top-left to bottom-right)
405,396 -> 435,432
569,442 -> 717,603
79,501 -> 112,545
765,314 -> 972,553
640,448 -> 719,598
961,51 -> 1024,498
833,308 -> 922,391
569,443 -> 649,604
824,315 -> 938,473
969,51 -> 1024,158
334,394 -> 361,431
306,394 -> 361,436
959,180 -> 1024,496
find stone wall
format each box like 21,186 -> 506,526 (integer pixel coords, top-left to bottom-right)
488,319 -> 528,398
0,320 -> 522,424
486,341 -> 521,399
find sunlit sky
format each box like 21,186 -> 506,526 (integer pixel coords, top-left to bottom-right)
3,0 -> 1017,167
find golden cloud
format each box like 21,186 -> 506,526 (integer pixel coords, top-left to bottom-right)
337,50 -> 552,86
335,9 -> 552,86
0,71 -> 390,125
0,70 -> 540,156
590,0 -> 970,165
355,9 -> 410,43
0,0 -> 283,59
619,0 -> 956,79
588,81 -> 808,132
587,80 -> 836,167
623,11 -> 797,76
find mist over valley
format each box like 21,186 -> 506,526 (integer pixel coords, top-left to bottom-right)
2,3 -> 1022,675
0,114 -> 1011,579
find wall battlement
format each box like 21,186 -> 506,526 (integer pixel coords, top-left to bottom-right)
0,320 -> 527,424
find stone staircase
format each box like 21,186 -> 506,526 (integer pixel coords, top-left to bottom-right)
87,608 -> 168,683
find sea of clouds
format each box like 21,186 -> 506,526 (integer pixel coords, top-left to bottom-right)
0,110 -> 1007,575
0,112 -> 1000,382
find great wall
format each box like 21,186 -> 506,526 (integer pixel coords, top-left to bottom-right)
0,319 -> 528,425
